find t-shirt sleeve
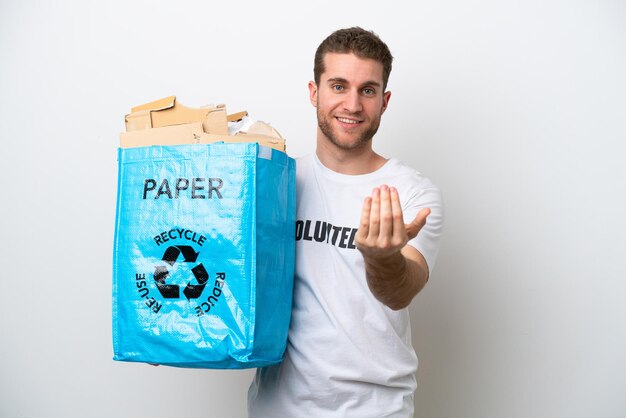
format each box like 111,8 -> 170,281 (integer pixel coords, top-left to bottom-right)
402,181 -> 444,275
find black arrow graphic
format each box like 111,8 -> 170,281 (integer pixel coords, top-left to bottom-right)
177,246 -> 199,263
183,264 -> 209,300
154,266 -> 180,298
162,245 -> 199,265
162,247 -> 179,266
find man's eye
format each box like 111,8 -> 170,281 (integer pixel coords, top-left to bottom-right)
332,85 -> 344,92
363,88 -> 375,95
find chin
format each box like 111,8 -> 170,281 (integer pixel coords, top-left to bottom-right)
328,135 -> 371,151
317,113 -> 378,151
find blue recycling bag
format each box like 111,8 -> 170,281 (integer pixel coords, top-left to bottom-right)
112,143 -> 296,368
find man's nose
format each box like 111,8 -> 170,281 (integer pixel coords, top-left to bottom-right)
342,89 -> 363,113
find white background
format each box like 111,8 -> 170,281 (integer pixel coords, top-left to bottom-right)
1,1 -> 625,417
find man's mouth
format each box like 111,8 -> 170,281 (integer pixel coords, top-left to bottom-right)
336,117 -> 361,125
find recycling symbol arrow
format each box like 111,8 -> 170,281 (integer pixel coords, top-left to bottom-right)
153,245 -> 209,300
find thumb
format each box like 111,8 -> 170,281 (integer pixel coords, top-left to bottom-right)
405,208 -> 430,240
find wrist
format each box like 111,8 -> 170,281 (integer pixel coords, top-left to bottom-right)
362,251 -> 407,276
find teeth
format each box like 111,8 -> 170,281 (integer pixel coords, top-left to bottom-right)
337,117 -> 359,124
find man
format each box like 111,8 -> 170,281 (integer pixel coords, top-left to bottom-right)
248,27 -> 444,417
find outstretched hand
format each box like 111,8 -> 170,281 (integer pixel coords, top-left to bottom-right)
355,184 -> 430,260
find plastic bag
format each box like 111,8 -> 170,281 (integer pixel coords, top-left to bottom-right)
112,142 -> 296,368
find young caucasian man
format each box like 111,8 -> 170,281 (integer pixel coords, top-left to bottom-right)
248,27 -> 444,417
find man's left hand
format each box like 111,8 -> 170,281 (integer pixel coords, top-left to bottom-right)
355,184 -> 430,260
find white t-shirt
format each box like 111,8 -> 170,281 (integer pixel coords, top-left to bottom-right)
248,154 -> 444,418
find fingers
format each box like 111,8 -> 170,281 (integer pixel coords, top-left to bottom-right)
390,186 -> 404,238
379,185 -> 393,238
405,208 -> 431,240
358,195 -> 372,239
357,185 -> 430,255
358,185 -> 402,245
369,187 -> 381,238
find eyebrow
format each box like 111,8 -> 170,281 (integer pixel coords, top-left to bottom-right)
325,77 -> 381,88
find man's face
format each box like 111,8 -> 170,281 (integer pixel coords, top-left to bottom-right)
309,53 -> 391,151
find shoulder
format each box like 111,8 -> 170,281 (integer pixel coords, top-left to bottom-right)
384,158 -> 440,196
294,154 -> 316,190
295,154 -> 313,177
382,159 -> 444,229
295,154 -> 313,168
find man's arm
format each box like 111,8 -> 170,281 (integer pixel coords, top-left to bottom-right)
355,184 -> 431,311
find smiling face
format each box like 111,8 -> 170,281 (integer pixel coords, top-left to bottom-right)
309,52 -> 391,152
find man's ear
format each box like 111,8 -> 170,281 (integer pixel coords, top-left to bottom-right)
381,90 -> 391,114
308,81 -> 318,107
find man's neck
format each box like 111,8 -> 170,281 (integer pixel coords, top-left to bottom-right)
315,137 -> 388,175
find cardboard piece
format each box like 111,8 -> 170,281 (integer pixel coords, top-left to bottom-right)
227,111 -> 248,122
125,96 -> 229,134
121,96 -> 286,152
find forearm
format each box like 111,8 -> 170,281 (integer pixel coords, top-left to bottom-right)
354,185 -> 432,309
363,247 -> 429,311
